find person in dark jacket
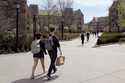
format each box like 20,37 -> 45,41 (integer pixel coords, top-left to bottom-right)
46,29 -> 62,79
30,34 -> 47,79
86,32 -> 90,41
81,33 -> 85,45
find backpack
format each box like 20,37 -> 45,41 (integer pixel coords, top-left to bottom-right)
45,37 -> 53,51
52,36 -> 60,48
31,39 -> 41,54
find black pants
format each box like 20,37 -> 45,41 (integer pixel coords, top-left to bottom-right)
47,50 -> 57,76
81,39 -> 84,45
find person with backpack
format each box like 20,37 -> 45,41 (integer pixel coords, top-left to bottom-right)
46,29 -> 62,79
30,33 -> 47,79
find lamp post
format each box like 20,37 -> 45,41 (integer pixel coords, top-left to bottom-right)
33,15 -> 37,40
97,22 -> 99,33
16,3 -> 20,52
61,19 -> 64,40
29,5 -> 39,40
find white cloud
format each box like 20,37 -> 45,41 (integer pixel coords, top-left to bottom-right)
75,0 -> 113,6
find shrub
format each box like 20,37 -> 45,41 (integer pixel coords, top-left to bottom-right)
0,32 -> 33,54
97,32 -> 125,45
119,38 -> 125,42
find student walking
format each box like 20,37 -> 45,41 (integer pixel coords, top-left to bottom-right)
81,33 -> 85,45
86,32 -> 90,42
46,28 -> 62,79
30,33 -> 47,79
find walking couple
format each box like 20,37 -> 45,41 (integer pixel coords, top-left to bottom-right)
30,30 -> 62,80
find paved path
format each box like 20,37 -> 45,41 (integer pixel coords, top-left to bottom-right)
1,35 -> 125,83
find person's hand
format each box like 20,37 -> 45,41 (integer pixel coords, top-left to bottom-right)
59,47 -> 62,55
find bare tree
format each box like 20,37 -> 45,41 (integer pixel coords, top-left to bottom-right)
40,0 -> 73,37
57,0 -> 74,39
57,0 -> 73,16
41,0 -> 57,30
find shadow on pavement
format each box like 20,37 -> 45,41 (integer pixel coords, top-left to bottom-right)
93,43 -> 122,48
12,75 -> 59,83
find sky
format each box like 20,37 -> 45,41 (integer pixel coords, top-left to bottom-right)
28,0 -> 113,23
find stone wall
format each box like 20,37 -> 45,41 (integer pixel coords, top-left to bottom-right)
0,0 -> 30,35
0,0 -> 16,32
89,17 -> 109,32
0,0 -> 32,53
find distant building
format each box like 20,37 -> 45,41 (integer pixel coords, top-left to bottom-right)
39,15 -> 62,31
64,8 -> 73,27
29,4 -> 40,33
109,0 -> 119,32
89,16 -> 109,32
72,9 -> 84,32
109,0 -> 125,32
38,8 -> 84,32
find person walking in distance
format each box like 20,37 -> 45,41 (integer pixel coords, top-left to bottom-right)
81,32 -> 85,45
30,34 -> 47,79
86,32 -> 90,42
46,28 -> 62,79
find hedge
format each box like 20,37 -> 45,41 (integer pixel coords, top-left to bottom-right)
97,32 -> 125,45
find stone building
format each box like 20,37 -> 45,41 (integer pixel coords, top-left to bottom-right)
38,8 -> 84,32
39,15 -> 62,31
109,0 -> 119,32
29,4 -> 40,33
89,16 -> 109,32
0,0 -> 30,35
73,9 -> 84,32
64,8 -> 74,27
109,0 -> 125,32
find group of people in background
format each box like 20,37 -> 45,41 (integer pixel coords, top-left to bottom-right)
91,31 -> 99,37
81,32 -> 99,45
30,29 -> 62,80
81,32 -> 90,45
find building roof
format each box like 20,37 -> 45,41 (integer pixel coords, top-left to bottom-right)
64,8 -> 73,12
29,4 -> 39,15
39,10 -> 62,16
74,9 -> 84,16
89,16 -> 109,24
39,8 -> 84,17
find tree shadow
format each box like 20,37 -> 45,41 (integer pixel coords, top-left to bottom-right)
12,75 -> 59,83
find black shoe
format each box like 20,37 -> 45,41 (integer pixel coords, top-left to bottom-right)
30,75 -> 34,80
47,75 -> 52,80
52,68 -> 57,74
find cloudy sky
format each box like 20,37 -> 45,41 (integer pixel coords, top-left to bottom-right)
28,0 -> 113,23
